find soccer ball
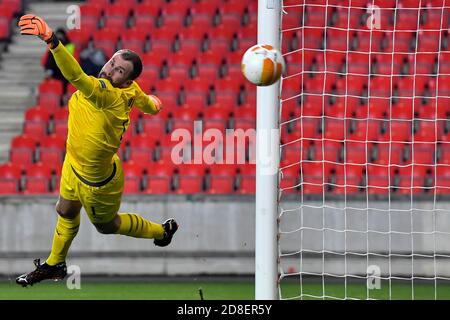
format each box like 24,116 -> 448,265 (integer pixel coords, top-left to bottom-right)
241,44 -> 285,86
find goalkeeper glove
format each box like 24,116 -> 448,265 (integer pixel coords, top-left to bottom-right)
18,14 -> 58,49
149,95 -> 163,113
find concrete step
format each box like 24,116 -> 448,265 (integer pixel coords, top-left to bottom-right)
0,78 -> 43,86
0,70 -> 44,79
1,62 -> 43,72
7,45 -> 46,55
0,111 -> 24,121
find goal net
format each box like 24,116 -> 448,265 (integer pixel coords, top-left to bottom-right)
278,0 -> 450,299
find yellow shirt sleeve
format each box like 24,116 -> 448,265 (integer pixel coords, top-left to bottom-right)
133,82 -> 160,115
50,42 -> 120,109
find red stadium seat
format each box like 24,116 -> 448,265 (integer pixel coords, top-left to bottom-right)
302,27 -> 324,49
325,97 -> 358,118
141,111 -> 167,136
395,7 -> 419,30
308,140 -> 342,162
353,30 -> 384,53
156,133 -> 192,164
436,164 -> 450,194
150,28 -> 177,56
324,118 -> 347,141
80,2 -> 103,20
372,53 -> 407,76
24,162 -> 53,194
395,165 -> 433,194
357,97 -> 389,119
143,162 -> 175,194
393,75 -> 430,98
120,27 -> 149,54
411,142 -> 436,164
205,26 -> 235,52
415,120 -> 442,142
391,99 -> 414,119
174,164 -> 205,194
206,165 -> 237,194
417,30 -> 441,53
332,164 -> 364,194
421,6 -> 449,30
408,53 -> 437,75
301,162 -> 331,195
344,140 -> 370,164
0,14 -> 11,41
201,107 -> 230,131
217,0 -> 247,26
52,107 -> 69,137
367,165 -> 391,194
176,27 -> 206,53
122,161 -> 144,194
67,28 -> 92,48
0,162 -> 22,194
438,52 -> 450,74
23,106 -> 50,136
382,120 -> 412,142
281,139 -> 311,165
333,6 -> 365,29
133,1 -> 162,20
169,106 -> 201,133
369,76 -> 392,98
38,79 -> 63,107
236,164 -> 255,194
188,1 -> 218,29
104,3 -> 132,20
372,142 -> 407,165
382,31 -> 414,53
347,52 -> 370,75
10,135 -> 37,168
38,134 -> 66,165
326,28 -> 349,51
92,28 -> 120,58
0,1 -> 19,18
128,133 -> 158,163
304,4 -> 330,27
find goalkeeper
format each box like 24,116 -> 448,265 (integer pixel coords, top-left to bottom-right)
16,15 -> 178,287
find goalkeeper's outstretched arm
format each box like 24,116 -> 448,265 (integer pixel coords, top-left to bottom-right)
49,42 -> 98,96
19,14 -> 97,98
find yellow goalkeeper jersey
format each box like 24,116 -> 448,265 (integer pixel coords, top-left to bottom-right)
50,43 -> 159,183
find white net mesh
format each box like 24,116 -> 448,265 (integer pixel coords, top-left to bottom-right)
278,0 -> 450,299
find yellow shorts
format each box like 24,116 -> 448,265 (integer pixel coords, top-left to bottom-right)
59,154 -> 124,224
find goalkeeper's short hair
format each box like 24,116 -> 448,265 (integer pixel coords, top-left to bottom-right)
118,49 -> 143,81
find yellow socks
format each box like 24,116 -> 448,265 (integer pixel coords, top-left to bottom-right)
46,214 -> 80,266
115,213 -> 165,239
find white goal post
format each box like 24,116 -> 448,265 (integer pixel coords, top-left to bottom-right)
255,0 -> 282,300
256,0 -> 450,300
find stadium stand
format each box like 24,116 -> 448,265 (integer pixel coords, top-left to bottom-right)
0,0 -> 448,195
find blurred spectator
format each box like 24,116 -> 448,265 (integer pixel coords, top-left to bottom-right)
80,43 -> 107,77
43,28 -> 75,91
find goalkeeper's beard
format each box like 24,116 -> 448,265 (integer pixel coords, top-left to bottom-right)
98,71 -> 114,86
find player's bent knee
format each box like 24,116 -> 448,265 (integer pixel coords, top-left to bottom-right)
55,201 -> 80,219
94,226 -> 115,234
94,218 -> 120,234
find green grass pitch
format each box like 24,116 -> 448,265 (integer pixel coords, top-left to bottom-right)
0,280 -> 449,300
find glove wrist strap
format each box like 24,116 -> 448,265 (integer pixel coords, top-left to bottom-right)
46,33 -> 59,49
